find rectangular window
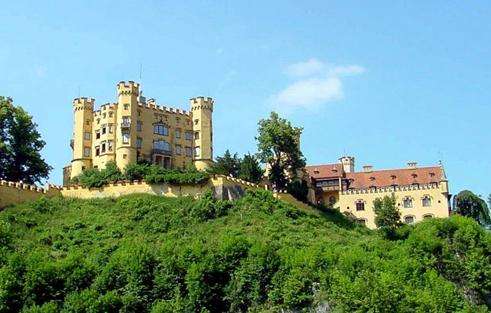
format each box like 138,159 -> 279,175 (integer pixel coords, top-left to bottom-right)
95,130 -> 100,139
356,202 -> 365,211
83,147 -> 91,157
108,124 -> 113,133
123,104 -> 129,110
194,132 -> 200,140
122,132 -> 130,144
137,121 -> 143,132
175,129 -> 181,139
153,124 -> 169,136
175,145 -> 182,155
194,146 -> 200,157
95,146 -> 100,156
101,142 -> 106,153
136,137 -> 143,149
101,125 -> 106,135
108,140 -> 114,151
185,146 -> 193,157
84,132 -> 91,140
185,131 -> 193,140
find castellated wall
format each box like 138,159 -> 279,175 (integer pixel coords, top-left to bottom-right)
1,176 -> 311,214
59,175 -> 263,200
0,181 -> 62,209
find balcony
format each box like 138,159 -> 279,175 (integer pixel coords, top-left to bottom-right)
120,121 -> 131,129
152,148 -> 172,156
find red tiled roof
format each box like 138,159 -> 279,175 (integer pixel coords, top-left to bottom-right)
345,166 -> 444,189
306,163 -> 344,179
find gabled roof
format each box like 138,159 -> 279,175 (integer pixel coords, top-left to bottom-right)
305,163 -> 343,179
345,166 -> 444,189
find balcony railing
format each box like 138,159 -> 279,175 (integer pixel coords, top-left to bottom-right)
120,121 -> 131,129
152,148 -> 172,156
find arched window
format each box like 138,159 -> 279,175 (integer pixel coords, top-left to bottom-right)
403,197 -> 413,208
422,195 -> 431,207
404,215 -> 415,224
423,214 -> 434,219
355,200 -> 365,211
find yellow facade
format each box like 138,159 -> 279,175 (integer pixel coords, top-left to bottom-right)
307,158 -> 451,229
67,81 -> 214,181
338,181 -> 450,229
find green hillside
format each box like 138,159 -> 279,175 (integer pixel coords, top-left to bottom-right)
0,190 -> 489,312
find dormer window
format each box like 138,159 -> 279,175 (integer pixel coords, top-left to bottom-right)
411,173 -> 418,179
314,170 -> 320,175
429,172 -> 435,177
391,175 -> 396,180
369,176 -> 376,181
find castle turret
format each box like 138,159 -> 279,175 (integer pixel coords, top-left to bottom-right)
339,156 -> 355,174
190,96 -> 214,170
115,81 -> 139,170
70,97 -> 94,179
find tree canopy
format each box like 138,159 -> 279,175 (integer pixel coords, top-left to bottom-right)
0,97 -> 51,184
453,190 -> 491,226
208,150 -> 241,177
208,151 -> 264,184
237,153 -> 264,184
256,112 -> 305,190
373,194 -> 401,238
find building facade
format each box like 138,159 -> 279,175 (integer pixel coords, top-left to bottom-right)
306,157 -> 451,228
64,81 -> 213,184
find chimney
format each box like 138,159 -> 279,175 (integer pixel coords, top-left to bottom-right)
407,162 -> 417,169
363,165 -> 373,173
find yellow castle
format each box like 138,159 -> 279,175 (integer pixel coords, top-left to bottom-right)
306,157 -> 451,228
64,81 -> 213,184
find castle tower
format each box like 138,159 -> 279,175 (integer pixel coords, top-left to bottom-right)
115,81 -> 139,170
70,97 -> 94,179
190,96 -> 214,170
339,156 -> 355,173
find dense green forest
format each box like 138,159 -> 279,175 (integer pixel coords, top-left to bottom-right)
0,190 -> 489,312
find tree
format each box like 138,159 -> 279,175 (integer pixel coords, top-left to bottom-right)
208,150 -> 241,177
238,153 -> 264,184
453,190 -> 490,226
256,112 -> 305,190
374,195 -> 401,238
0,97 -> 51,184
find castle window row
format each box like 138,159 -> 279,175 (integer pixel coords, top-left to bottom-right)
353,194 -> 433,212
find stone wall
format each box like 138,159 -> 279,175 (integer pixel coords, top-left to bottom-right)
60,175 -> 264,200
1,175 -> 312,214
0,181 -> 62,209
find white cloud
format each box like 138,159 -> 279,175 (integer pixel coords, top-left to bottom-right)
271,59 -> 365,111
273,76 -> 342,109
285,58 -> 326,77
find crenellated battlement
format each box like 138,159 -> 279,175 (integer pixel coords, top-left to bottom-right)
341,182 -> 441,195
0,180 -> 62,208
73,97 -> 95,111
190,96 -> 214,111
117,80 -> 140,96
137,101 -> 190,116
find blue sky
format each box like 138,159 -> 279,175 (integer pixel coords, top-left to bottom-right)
0,1 -> 489,198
